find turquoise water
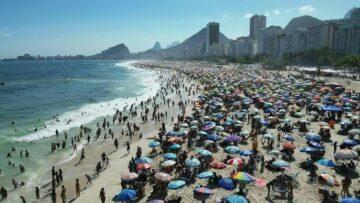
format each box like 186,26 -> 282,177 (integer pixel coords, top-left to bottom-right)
0,60 -> 158,192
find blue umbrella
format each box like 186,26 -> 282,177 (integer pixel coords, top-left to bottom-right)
149,141 -> 160,148
305,133 -> 321,142
197,171 -> 214,179
309,141 -> 324,149
317,159 -> 336,167
226,194 -> 248,203
185,158 -> 201,167
239,150 -> 253,156
163,153 -> 177,159
135,157 -> 153,164
206,134 -> 221,141
340,197 -> 360,203
300,147 -> 323,154
218,178 -> 235,190
321,105 -> 342,112
225,146 -> 240,154
169,144 -> 181,150
113,189 -> 137,201
197,149 -> 212,157
271,160 -> 290,168
343,139 -> 358,146
167,180 -> 186,190
282,134 -> 294,141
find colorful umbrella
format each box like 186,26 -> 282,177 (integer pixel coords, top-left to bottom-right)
163,153 -> 177,159
149,141 -> 161,148
161,160 -> 176,167
224,135 -> 241,142
271,160 -> 290,168
185,158 -> 201,167
197,171 -> 214,179
319,174 -> 339,186
169,144 -> 182,150
218,178 -> 235,190
226,194 -> 248,203
194,186 -> 212,195
154,172 -> 172,182
232,172 -> 255,183
335,149 -> 358,160
136,163 -> 151,171
211,161 -> 226,169
167,180 -> 186,190
225,146 -> 240,154
317,159 -> 336,167
135,157 -> 153,164
113,189 -> 137,201
121,172 -> 139,182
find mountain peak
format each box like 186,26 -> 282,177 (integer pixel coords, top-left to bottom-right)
151,41 -> 162,51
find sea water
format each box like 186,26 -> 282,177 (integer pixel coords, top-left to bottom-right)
0,60 -> 159,195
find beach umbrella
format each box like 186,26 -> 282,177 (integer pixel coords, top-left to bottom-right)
163,153 -> 177,159
199,131 -> 208,136
268,150 -> 282,155
335,149 -> 358,160
319,174 -> 339,186
218,178 -> 236,190
271,160 -> 290,168
227,158 -> 243,166
135,157 -> 153,164
225,146 -> 240,154
253,115 -> 261,120
232,172 -> 255,183
206,134 -> 221,141
136,163 -> 151,171
317,159 -> 336,167
121,172 -> 139,182
226,194 -> 248,203
180,123 -> 189,128
343,139 -> 358,146
169,144 -> 182,150
263,133 -> 275,140
282,134 -> 294,141
167,137 -> 182,143
299,147 -> 322,153
185,158 -> 201,168
283,142 -> 296,149
239,150 -> 254,156
224,135 -> 242,142
211,161 -> 226,169
305,133 -> 321,142
349,129 -> 360,136
240,131 -> 249,136
113,189 -> 137,201
294,112 -> 303,117
215,126 -> 225,131
197,171 -> 214,179
194,186 -> 212,195
148,200 -> 165,203
197,149 -> 212,157
154,172 -> 172,182
161,160 -> 176,167
190,120 -> 199,125
340,197 -> 360,203
308,141 -> 324,149
167,180 -> 186,190
149,141 -> 160,148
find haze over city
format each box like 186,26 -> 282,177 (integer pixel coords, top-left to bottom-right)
0,0 -> 359,59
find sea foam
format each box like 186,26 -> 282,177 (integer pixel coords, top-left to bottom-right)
15,61 -> 160,142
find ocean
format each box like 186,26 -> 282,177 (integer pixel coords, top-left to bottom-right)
0,60 -> 159,193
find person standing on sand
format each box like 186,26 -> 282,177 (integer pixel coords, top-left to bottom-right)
75,178 -> 80,197
50,188 -> 56,203
60,185 -> 66,203
35,186 -> 40,200
20,196 -> 26,203
333,141 -> 337,154
99,187 -> 106,203
126,142 -> 130,154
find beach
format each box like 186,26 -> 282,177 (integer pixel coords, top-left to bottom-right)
1,60 -> 359,203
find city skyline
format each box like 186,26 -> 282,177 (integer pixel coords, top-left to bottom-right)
0,0 -> 359,59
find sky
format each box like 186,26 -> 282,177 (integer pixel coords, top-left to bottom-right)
0,0 -> 359,59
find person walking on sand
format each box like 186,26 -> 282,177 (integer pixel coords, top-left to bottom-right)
75,178 -> 80,197
35,186 -> 40,200
50,188 -> 56,203
20,196 -> 26,203
99,187 -> 106,203
341,177 -> 351,197
60,185 -> 66,203
126,142 -> 130,154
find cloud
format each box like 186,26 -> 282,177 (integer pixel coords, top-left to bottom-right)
264,12 -> 270,17
273,9 -> 281,15
298,5 -> 315,15
244,13 -> 253,19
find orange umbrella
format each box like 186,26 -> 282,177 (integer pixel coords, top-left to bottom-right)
211,161 -> 226,169
168,137 -> 182,143
283,142 -> 295,149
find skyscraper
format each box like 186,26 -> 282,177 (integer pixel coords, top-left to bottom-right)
250,15 -> 266,40
206,22 -> 220,52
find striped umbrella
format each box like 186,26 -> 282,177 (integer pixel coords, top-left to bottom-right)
167,180 -> 186,190
194,186 -> 212,195
232,172 -> 255,183
227,158 -> 243,166
319,174 -> 339,186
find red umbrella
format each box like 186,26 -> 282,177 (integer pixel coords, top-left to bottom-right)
211,161 -> 226,169
283,142 -> 295,149
226,158 -> 243,167
137,163 -> 151,171
121,172 -> 139,182
167,137 -> 182,143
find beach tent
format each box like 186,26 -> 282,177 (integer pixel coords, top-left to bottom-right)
113,189 -> 137,201
218,178 -> 236,190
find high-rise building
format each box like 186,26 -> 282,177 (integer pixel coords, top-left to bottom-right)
250,15 -> 266,40
207,22 -> 220,46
